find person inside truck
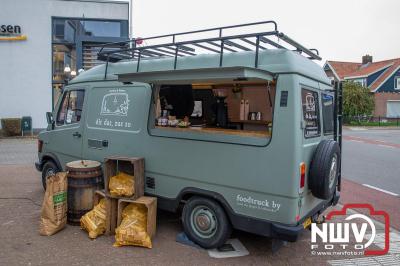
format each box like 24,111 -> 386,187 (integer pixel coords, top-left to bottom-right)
159,84 -> 194,121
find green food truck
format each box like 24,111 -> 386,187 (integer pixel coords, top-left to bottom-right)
36,21 -> 343,248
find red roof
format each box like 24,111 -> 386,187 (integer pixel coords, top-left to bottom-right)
326,58 -> 400,91
327,61 -> 361,80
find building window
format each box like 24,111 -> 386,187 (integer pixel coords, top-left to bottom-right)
52,44 -> 76,83
81,20 -> 124,38
52,19 -> 76,43
52,18 -> 127,42
51,18 -> 128,108
352,78 -> 367,87
395,77 -> 400,90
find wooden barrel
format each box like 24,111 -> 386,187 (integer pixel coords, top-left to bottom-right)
66,160 -> 104,225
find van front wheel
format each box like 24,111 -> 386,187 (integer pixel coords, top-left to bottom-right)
182,196 -> 231,249
41,161 -> 60,190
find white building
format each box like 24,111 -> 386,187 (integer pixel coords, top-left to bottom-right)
0,0 -> 130,130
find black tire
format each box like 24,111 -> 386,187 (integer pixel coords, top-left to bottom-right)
309,140 -> 340,200
41,160 -> 60,190
182,196 -> 231,249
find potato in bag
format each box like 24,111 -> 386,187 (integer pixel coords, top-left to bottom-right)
108,172 -> 134,197
80,198 -> 107,239
114,203 -> 152,248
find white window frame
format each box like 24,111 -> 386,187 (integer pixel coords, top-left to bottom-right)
386,100 -> 400,118
394,76 -> 400,90
352,78 -> 367,87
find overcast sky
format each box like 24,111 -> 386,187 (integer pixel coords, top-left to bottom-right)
131,0 -> 399,64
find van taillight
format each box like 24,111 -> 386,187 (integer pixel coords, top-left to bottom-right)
299,162 -> 306,190
38,140 -> 43,153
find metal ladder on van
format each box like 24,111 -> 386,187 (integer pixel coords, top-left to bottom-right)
334,81 -> 343,191
96,21 -> 322,78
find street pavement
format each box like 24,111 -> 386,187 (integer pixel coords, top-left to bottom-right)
0,138 -> 37,165
342,128 -> 400,195
0,134 -> 399,265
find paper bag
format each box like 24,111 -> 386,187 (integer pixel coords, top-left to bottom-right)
39,172 -> 68,236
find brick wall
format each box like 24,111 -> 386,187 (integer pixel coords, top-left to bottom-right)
373,92 -> 400,116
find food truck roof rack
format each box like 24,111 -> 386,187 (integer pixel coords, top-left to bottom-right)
97,21 -> 321,71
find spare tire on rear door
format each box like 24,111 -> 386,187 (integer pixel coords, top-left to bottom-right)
309,139 -> 340,200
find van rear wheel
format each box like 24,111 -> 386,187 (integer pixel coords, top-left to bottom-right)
309,140 -> 340,200
41,161 -> 59,190
182,196 -> 231,249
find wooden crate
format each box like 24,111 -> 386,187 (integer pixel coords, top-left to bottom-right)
104,157 -> 144,200
117,196 -> 157,238
93,190 -> 118,235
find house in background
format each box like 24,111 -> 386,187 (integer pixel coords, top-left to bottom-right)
324,55 -> 400,118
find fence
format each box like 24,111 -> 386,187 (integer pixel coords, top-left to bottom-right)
344,115 -> 400,127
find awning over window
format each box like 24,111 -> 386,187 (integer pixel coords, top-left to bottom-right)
117,66 -> 274,84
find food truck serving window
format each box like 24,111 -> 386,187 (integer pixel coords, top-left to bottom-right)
149,82 -> 275,146
301,88 -> 320,138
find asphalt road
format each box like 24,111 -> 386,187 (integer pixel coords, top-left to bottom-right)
342,128 -> 400,195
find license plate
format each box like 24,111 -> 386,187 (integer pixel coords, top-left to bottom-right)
303,217 -> 312,229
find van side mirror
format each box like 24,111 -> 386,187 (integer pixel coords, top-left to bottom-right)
46,112 -> 55,129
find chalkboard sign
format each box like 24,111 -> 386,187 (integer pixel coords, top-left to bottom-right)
302,89 -> 320,138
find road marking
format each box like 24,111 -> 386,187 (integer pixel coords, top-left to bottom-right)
2,220 -> 14,226
344,136 -> 400,149
378,144 -> 395,149
362,184 -> 399,196
347,127 -> 368,131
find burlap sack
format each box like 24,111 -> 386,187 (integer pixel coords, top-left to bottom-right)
39,172 -> 68,236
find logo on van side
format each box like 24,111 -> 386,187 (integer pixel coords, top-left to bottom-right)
236,194 -> 281,212
100,92 -> 130,117
305,93 -> 316,112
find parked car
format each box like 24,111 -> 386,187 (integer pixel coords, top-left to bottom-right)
36,21 -> 342,249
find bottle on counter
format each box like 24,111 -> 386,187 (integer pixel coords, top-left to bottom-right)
240,100 -> 245,120
244,100 -> 250,121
